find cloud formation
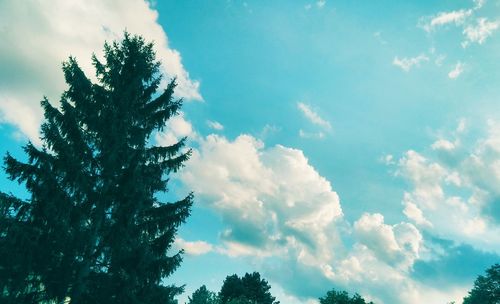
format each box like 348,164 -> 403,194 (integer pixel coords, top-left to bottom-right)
177,128 -> 466,303
175,238 -> 214,256
462,18 -> 500,47
393,121 -> 500,252
393,54 -> 429,72
448,62 -> 464,79
418,0 -> 499,48
297,102 -> 332,130
180,134 -> 343,261
0,0 -> 202,144
207,120 -> 224,131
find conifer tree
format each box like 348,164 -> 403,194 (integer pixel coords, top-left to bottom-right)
0,33 -> 193,304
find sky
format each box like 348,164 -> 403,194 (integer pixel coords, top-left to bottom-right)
1,0 -> 500,303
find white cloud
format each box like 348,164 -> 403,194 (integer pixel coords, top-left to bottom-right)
155,112 -> 196,146
431,139 -> 456,150
462,18 -> 500,47
392,124 -> 500,252
175,238 -> 213,256
297,102 -> 332,130
418,1 -> 499,49
316,0 -> 326,8
403,201 -> 433,228
177,130 -> 465,304
420,10 -> 472,32
382,154 -> 395,165
299,129 -> 325,139
393,54 -> 429,72
0,0 -> 202,144
207,120 -> 224,131
354,213 -> 423,270
180,134 -> 343,261
448,62 -> 464,79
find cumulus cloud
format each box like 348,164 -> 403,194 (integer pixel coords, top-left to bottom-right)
354,213 -> 422,270
297,102 -> 332,130
180,134 -> 343,261
392,122 -> 500,252
176,129 -> 464,303
393,54 -> 429,72
0,0 -> 202,144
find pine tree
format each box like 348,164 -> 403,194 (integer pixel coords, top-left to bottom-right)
0,33 -> 193,304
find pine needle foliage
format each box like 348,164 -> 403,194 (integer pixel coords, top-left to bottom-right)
0,33 -> 193,304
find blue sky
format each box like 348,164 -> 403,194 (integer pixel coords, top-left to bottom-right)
1,0 -> 500,303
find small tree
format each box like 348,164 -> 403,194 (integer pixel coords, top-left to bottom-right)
319,288 -> 374,304
219,272 -> 279,304
463,264 -> 500,304
188,285 -> 219,304
0,33 -> 193,304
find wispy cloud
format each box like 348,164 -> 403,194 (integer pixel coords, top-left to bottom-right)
304,1 -> 326,10
448,62 -> 464,79
299,129 -> 325,139
462,18 -> 500,47
418,0 -> 499,48
419,10 -> 472,32
297,102 -> 332,130
207,120 -> 224,130
393,54 -> 429,72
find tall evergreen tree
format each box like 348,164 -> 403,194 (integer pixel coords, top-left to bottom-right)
0,33 -> 193,304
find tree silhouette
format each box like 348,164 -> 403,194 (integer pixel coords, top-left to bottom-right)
463,263 -> 500,304
319,288 -> 374,304
219,272 -> 279,304
0,33 -> 193,304
188,285 -> 219,304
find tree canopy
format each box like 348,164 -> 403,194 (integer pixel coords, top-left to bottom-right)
319,288 -> 374,304
219,272 -> 279,304
0,33 -> 193,304
463,263 -> 500,304
188,285 -> 219,304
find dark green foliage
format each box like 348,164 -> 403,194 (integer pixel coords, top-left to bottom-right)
319,288 -> 374,304
187,285 -> 219,304
219,272 -> 279,304
0,33 -> 193,304
463,264 -> 500,304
